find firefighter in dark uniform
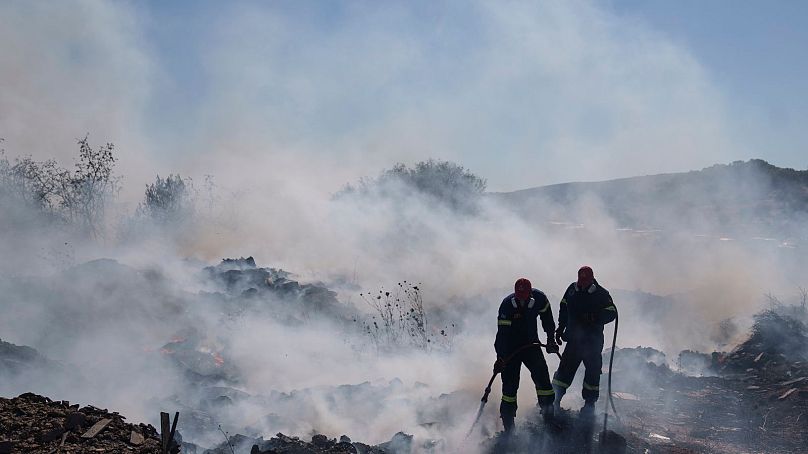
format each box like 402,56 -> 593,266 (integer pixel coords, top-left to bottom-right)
494,278 -> 559,432
552,266 -> 617,419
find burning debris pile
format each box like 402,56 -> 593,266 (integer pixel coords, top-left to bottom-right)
155,378 -> 462,453
201,257 -> 353,323
0,391 -> 417,454
717,305 -> 808,376
0,393 -> 161,453
159,330 -> 236,386
203,432 -> 413,454
599,303 -> 808,453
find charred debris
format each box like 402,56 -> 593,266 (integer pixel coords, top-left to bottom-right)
1,257 -> 807,453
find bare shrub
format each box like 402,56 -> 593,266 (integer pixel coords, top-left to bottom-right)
61,136 -> 120,237
357,282 -> 454,353
0,136 -> 119,237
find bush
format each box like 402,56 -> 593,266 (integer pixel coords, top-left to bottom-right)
356,282 -> 454,353
62,137 -> 119,236
0,136 -> 119,237
338,159 -> 486,213
137,174 -> 194,225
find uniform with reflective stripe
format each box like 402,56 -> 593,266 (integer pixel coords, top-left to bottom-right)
552,378 -> 570,389
495,287 -> 557,419
582,382 -> 600,391
495,288 -> 556,357
554,279 -> 615,404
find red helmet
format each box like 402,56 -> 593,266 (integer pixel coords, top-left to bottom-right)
514,278 -> 532,301
577,266 -> 594,288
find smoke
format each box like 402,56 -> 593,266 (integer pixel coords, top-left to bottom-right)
1,1 -> 807,452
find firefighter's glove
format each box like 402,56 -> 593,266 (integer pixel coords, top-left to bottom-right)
493,358 -> 505,374
545,340 -> 559,354
555,327 -> 565,345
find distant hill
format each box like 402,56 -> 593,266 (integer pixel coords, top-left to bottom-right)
490,160 -> 808,239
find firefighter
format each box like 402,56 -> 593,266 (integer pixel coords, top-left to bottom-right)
552,266 -> 617,419
494,278 -> 559,432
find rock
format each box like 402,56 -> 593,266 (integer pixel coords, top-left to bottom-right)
203,434 -> 259,454
311,434 -> 329,446
130,430 -> 145,445
251,432 -> 366,454
376,432 -> 412,453
64,411 -> 87,431
38,426 -> 64,443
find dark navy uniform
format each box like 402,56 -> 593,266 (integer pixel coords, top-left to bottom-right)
495,288 -> 557,419
552,279 -> 616,403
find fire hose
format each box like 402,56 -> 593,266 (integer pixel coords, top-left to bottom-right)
600,310 -> 620,441
465,311 -> 621,441
465,341 -> 561,439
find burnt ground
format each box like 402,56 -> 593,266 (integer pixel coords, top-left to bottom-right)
477,364 -> 807,454
0,393 -> 162,453
605,364 -> 808,454
1,258 -> 806,453
0,392 -> 398,454
478,308 -> 808,454
1,357 -> 805,454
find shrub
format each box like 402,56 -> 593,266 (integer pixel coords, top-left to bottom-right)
338,159 -> 486,213
137,174 -> 194,225
0,136 -> 119,237
357,282 -> 454,353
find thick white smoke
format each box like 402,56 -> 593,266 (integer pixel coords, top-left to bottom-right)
1,1 -> 806,452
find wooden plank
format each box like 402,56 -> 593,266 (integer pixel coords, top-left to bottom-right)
168,411 -> 179,451
613,392 -> 640,401
81,418 -> 112,439
779,377 -> 807,387
161,412 -> 170,454
779,388 -> 797,400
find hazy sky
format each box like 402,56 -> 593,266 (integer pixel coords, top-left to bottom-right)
1,0 -> 806,192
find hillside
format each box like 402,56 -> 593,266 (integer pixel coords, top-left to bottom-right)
491,160 -> 808,240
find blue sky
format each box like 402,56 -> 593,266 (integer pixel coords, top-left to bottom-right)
1,1 -> 806,193
607,0 -> 808,170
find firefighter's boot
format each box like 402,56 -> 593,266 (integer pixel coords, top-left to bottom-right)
540,404 -> 554,424
579,400 -> 596,420
501,415 -> 515,434
552,384 -> 566,412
